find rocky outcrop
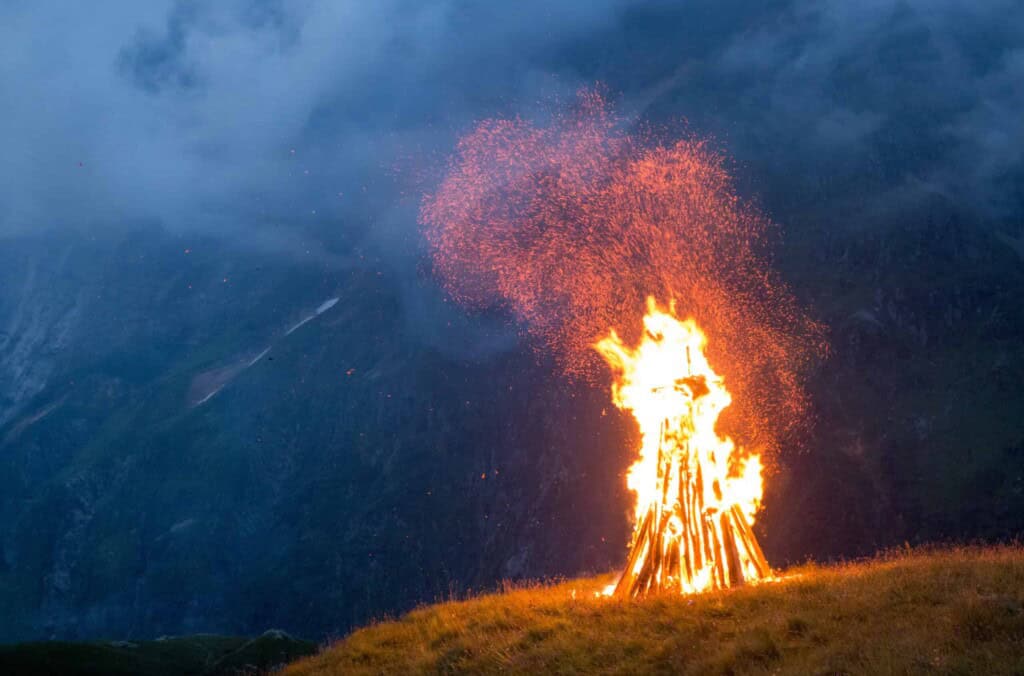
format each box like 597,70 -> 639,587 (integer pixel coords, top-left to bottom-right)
0,248 -> 85,428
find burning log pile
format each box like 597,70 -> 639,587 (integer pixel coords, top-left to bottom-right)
612,393 -> 770,596
597,300 -> 770,597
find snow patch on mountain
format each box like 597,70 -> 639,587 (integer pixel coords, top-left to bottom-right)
286,297 -> 339,336
189,347 -> 270,407
190,296 -> 339,407
0,255 -> 83,428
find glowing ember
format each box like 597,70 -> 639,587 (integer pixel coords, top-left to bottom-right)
596,297 -> 769,596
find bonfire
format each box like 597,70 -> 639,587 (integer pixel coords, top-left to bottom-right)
422,90 -> 822,601
596,298 -> 769,597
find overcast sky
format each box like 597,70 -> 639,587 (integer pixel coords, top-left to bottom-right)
2,1 -> 1022,247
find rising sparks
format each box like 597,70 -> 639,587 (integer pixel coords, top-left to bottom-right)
421,89 -> 824,596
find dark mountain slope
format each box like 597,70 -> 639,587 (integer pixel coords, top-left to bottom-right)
0,229 -> 630,641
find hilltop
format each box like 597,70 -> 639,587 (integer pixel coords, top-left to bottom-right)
286,546 -> 1024,675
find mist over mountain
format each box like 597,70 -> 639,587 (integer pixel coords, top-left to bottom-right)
2,1 -> 1023,642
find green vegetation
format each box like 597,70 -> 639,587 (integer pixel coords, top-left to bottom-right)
286,546 -> 1024,675
0,631 -> 316,676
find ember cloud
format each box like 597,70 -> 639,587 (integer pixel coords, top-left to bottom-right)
421,90 -> 825,455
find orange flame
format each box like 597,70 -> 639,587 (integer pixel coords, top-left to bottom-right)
596,298 -> 769,595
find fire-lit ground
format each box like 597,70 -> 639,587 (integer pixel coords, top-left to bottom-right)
284,545 -> 1024,675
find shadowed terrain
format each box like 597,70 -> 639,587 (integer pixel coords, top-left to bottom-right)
0,631 -> 315,676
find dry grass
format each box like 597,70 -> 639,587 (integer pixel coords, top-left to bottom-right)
285,545 -> 1024,675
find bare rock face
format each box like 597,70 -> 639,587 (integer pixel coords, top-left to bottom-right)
0,248 -> 85,429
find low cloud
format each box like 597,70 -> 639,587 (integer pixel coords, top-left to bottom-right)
0,0 -> 627,239
1,0 -> 1022,247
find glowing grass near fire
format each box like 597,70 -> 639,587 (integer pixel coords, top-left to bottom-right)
285,546 -> 1024,675
596,297 -> 769,596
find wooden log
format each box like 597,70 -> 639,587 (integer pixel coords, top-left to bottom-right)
632,531 -> 657,596
707,514 -> 727,590
664,533 -> 681,589
720,511 -> 743,586
729,504 -> 770,578
614,406 -> 771,597
645,513 -> 665,591
614,508 -> 652,596
683,486 -> 700,581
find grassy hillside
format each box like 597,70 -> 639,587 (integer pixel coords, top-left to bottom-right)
286,546 -> 1024,675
